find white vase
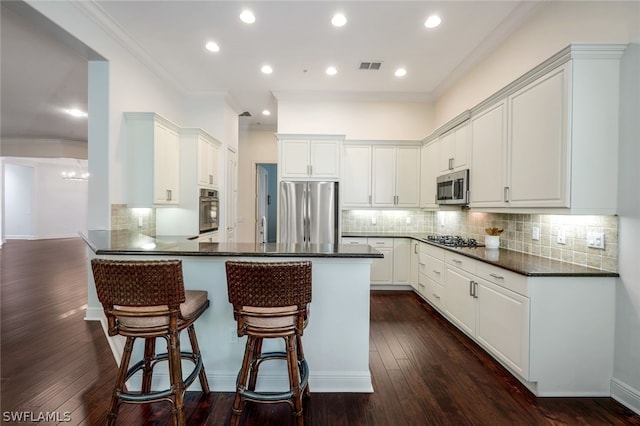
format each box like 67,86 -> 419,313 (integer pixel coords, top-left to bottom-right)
485,235 -> 500,249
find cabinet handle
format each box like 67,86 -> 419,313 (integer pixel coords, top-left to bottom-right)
504,186 -> 510,203
433,293 -> 441,300
452,259 -> 462,264
375,242 -> 385,245
469,280 -> 474,296
449,158 -> 454,170
414,244 -> 418,254
489,273 -> 504,280
474,281 -> 479,299
433,270 -> 440,275
419,262 -> 426,267
209,174 -> 213,184
166,189 -> 172,201
369,195 -> 372,205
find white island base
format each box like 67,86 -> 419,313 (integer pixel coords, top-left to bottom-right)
85,254 -> 375,393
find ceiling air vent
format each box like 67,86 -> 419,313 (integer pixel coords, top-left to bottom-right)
359,61 -> 382,70
239,111 -> 252,117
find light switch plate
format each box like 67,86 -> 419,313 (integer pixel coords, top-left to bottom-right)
587,232 -> 605,249
532,226 -> 540,241
557,229 -> 566,244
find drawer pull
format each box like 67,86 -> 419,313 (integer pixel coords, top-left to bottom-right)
419,262 -> 426,266
375,242 -> 385,245
433,293 -> 441,300
452,259 -> 462,264
433,270 -> 440,274
489,273 -> 504,280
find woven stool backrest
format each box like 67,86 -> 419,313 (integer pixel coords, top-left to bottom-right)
225,261 -> 312,308
91,259 -> 186,308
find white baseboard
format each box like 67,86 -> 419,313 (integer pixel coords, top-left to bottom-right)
611,378 -> 640,416
84,306 -> 104,321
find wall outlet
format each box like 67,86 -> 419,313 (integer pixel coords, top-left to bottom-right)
405,217 -> 411,224
532,226 -> 540,241
557,229 -> 566,244
229,327 -> 238,344
587,232 -> 605,249
371,216 -> 377,225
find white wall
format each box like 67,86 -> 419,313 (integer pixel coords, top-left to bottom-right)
613,42 -> 640,414
4,158 -> 88,239
434,1 -> 640,127
237,128 -> 278,243
277,99 -> 434,140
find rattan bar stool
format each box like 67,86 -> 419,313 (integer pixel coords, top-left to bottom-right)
225,260 -> 312,426
91,259 -> 210,426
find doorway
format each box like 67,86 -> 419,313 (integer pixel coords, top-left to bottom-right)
256,163 -> 277,243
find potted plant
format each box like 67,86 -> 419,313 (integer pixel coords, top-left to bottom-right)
485,227 -> 503,249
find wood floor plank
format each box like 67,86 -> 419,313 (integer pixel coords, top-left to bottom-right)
2,239 -> 639,425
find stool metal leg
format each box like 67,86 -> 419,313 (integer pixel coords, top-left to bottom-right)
141,337 -> 156,394
187,325 -> 210,394
108,336 -> 135,425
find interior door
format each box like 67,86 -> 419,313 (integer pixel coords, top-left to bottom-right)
256,165 -> 268,243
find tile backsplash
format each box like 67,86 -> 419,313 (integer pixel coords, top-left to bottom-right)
111,204 -> 156,236
341,210 -> 618,272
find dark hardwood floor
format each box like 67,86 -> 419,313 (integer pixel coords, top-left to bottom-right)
1,238 -> 639,425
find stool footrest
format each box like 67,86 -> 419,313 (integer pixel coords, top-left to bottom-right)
239,357 -> 309,403
119,351 -> 204,403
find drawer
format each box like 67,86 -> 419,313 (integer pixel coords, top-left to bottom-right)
426,277 -> 445,311
420,242 -> 445,260
342,237 -> 368,245
445,251 -> 478,274
368,238 -> 394,249
419,253 -> 444,284
476,262 -> 529,297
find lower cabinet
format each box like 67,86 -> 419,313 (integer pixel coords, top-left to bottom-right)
342,237 -> 412,287
369,238 -> 394,285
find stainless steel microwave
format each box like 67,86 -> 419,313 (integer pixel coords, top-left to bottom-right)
436,169 -> 469,205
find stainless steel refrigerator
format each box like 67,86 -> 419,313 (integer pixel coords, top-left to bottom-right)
279,181 -> 339,244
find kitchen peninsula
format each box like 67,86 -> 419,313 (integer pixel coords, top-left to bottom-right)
82,230 -> 382,393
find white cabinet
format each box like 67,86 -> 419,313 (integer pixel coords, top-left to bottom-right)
438,122 -> 469,173
508,65 -> 568,207
342,145 -> 372,207
468,44 -> 624,213
409,240 -> 420,291
392,238 -> 410,285
371,145 -> 420,208
417,243 -> 445,311
197,133 -> 219,188
470,101 -> 507,207
419,141 -> 439,209
343,143 -> 420,208
278,135 -> 342,180
368,238 -> 394,285
125,112 -> 180,206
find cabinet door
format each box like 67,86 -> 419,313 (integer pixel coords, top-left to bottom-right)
370,247 -> 393,285
409,240 -> 419,290
444,265 -> 476,336
452,123 -> 469,170
280,140 -> 310,178
470,101 -> 507,207
198,138 -> 218,188
154,122 -> 180,204
476,278 -> 529,378
393,238 -> 411,285
310,140 -> 340,178
371,146 -> 396,207
395,146 -> 420,207
342,145 -> 372,207
508,64 -> 569,207
420,142 -> 438,208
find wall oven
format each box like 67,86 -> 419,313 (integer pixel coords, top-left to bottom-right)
436,169 -> 469,205
199,189 -> 219,233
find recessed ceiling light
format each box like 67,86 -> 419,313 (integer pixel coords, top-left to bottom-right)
326,66 -> 338,76
261,65 -> 273,74
65,108 -> 88,118
395,68 -> 407,77
262,109 -> 271,116
331,13 -> 347,27
240,10 -> 255,24
205,41 -> 220,52
424,15 -> 442,29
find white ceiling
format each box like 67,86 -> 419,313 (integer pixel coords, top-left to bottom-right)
1,1 -> 540,143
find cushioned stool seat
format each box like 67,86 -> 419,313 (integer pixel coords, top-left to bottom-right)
91,259 -> 210,426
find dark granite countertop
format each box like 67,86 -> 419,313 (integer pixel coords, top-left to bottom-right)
342,232 -> 619,277
81,230 -> 383,258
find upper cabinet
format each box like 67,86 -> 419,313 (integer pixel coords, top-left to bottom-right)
343,142 -> 420,208
197,132 -> 220,189
277,135 -> 342,180
469,43 -> 626,214
180,128 -> 220,190
420,141 -> 439,209
438,122 -> 470,173
125,112 -> 180,207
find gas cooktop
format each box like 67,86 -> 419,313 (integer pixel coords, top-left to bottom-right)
425,235 -> 484,248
